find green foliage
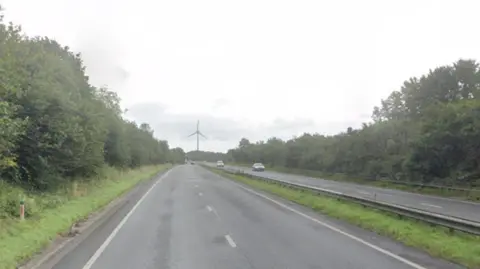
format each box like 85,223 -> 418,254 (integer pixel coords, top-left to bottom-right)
0,12 -> 180,189
169,147 -> 186,164
0,101 -> 27,169
0,165 -> 169,269
228,59 -> 480,186
186,150 -> 227,162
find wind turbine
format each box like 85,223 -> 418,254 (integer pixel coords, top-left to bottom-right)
187,120 -> 207,151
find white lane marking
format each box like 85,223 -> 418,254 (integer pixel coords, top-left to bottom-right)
421,203 -> 443,209
195,184 -> 199,188
229,181 -> 427,269
199,192 -> 203,196
225,234 -> 237,248
206,205 -> 220,218
357,190 -> 371,195
82,168 -> 174,269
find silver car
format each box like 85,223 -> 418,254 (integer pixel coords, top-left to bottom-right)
252,163 -> 265,172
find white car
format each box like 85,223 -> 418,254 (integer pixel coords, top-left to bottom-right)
216,161 -> 225,168
252,163 -> 265,171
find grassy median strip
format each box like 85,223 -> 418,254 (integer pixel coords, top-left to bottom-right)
210,168 -> 480,269
0,164 -> 171,269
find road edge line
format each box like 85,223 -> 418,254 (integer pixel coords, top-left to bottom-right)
81,167 -> 174,269
207,167 -> 427,269
20,167 -> 174,269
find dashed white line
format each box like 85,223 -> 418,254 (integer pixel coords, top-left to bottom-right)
227,180 -> 427,269
82,168 -> 174,269
198,192 -> 203,196
225,234 -> 237,248
421,203 -> 442,209
207,205 -> 220,218
195,184 -> 199,188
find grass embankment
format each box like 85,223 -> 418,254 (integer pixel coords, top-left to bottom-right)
231,163 -> 480,201
210,168 -> 480,268
0,164 -> 171,269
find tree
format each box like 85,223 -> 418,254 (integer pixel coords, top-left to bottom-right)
226,59 -> 480,186
186,150 -> 227,162
0,11 -> 176,189
0,102 -> 27,169
169,147 -> 186,164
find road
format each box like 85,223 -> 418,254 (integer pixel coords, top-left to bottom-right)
212,164 -> 480,222
51,165 -> 460,269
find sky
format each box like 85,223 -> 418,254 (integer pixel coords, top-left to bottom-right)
1,0 -> 480,152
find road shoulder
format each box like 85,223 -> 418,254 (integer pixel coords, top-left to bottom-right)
19,168 -> 172,269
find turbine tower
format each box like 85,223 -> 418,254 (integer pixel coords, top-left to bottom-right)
187,120 -> 207,151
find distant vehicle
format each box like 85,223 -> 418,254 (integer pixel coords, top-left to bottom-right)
216,160 -> 224,168
190,161 -> 195,165
252,163 -> 265,172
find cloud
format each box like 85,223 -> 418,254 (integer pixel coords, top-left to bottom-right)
126,102 -> 253,143
126,102 -> 364,152
211,98 -> 230,111
71,16 -> 130,93
5,0 -> 479,153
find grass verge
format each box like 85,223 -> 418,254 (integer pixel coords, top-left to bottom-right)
230,163 -> 480,201
209,167 -> 480,268
0,164 -> 171,269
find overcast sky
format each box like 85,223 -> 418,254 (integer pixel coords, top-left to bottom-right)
2,0 -> 479,152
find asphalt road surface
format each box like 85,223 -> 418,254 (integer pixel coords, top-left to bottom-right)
51,165 -> 461,269
211,164 -> 480,223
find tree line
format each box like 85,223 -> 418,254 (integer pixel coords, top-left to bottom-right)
186,150 -> 226,162
227,59 -> 480,186
0,9 -> 185,189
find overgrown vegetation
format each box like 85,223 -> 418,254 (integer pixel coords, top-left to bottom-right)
0,165 -> 169,269
226,59 -> 480,187
210,168 -> 480,268
0,8 -> 184,268
0,7 -> 185,192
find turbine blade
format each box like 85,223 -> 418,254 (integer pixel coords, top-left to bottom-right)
187,131 -> 197,137
199,132 -> 207,139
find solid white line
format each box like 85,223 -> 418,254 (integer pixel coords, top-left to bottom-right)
225,235 -> 237,248
421,203 -> 443,209
229,181 -> 427,269
81,168 -> 174,269
206,205 -> 213,212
